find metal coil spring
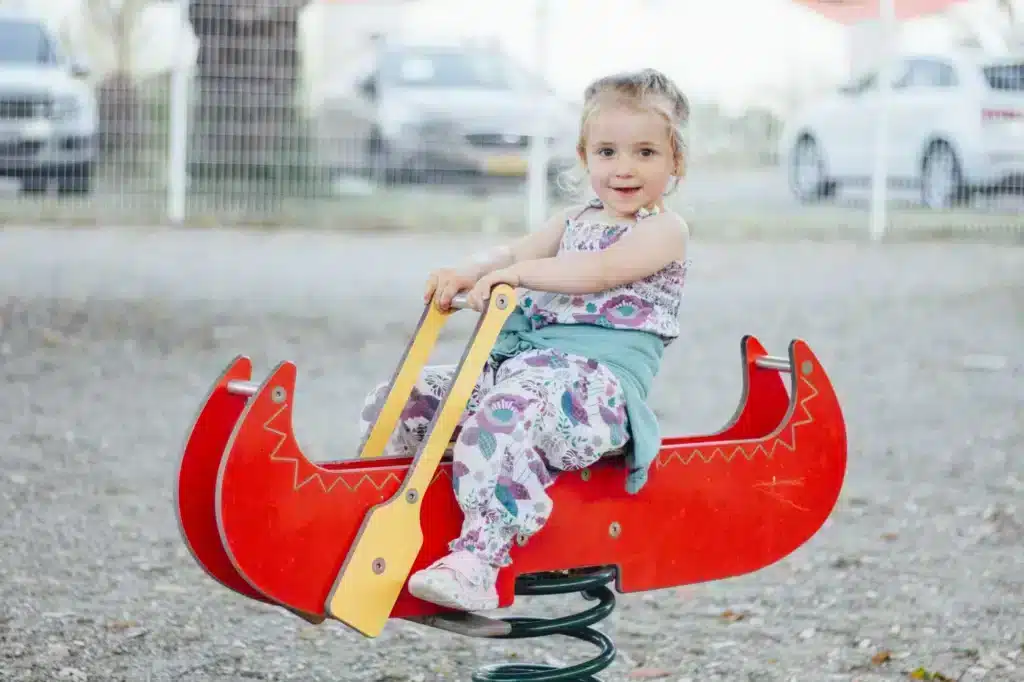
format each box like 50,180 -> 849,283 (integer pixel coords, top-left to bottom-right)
471,567 -> 618,682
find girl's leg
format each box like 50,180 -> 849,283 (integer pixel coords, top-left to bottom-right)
406,350 -> 630,611
357,362 -> 496,458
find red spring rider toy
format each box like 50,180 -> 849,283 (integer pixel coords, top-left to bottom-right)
176,284 -> 847,681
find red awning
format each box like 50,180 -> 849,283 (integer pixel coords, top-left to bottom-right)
792,0 -> 967,24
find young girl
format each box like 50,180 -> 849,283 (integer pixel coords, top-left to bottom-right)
357,68 -> 691,612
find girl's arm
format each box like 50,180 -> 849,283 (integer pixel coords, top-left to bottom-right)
477,212 -> 688,300
458,206 -> 573,281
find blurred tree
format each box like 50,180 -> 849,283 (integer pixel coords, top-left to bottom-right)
85,0 -> 149,158
187,0 -> 312,182
998,0 -> 1023,48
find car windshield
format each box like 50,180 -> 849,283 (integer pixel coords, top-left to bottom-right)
983,62 -> 1024,91
380,49 -> 528,90
0,19 -> 60,66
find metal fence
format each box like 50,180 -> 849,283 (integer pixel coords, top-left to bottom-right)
1,0 -> 1021,242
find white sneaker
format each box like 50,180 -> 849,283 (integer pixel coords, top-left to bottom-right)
407,550 -> 499,612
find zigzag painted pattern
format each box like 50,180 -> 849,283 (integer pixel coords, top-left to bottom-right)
255,372 -> 818,495
656,373 -> 818,468
260,408 -> 451,494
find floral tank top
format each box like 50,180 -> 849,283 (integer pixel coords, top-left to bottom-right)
517,199 -> 689,343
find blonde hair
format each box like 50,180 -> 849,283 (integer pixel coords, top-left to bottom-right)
558,68 -> 690,197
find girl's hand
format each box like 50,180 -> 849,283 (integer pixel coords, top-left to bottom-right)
466,266 -> 521,311
425,268 -> 476,311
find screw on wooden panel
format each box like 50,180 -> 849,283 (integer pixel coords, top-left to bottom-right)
405,488 -> 419,504
801,360 -> 813,376
608,522 -> 621,538
580,469 -> 591,482
372,558 -> 386,575
496,294 -> 509,310
271,386 -> 287,404
515,533 -> 528,547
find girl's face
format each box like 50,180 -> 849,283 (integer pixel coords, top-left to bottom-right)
579,104 -> 678,219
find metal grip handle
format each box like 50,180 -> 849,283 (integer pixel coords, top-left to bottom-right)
448,291 -> 510,311
754,356 -> 792,372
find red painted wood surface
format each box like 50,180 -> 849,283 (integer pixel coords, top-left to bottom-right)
793,0 -> 966,24
177,336 -> 846,626
175,356 -> 272,606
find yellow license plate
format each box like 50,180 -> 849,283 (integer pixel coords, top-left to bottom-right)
484,155 -> 528,176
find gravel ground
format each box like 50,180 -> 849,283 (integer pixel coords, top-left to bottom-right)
0,226 -> 1021,682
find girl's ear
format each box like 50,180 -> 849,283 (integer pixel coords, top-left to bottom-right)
674,153 -> 687,178
577,145 -> 588,169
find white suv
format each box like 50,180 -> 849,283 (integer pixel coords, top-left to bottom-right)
0,10 -> 97,194
781,50 -> 1024,209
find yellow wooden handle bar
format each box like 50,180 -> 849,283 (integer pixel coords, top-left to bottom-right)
325,284 -> 517,637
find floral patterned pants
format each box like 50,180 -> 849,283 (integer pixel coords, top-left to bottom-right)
358,348 -> 630,567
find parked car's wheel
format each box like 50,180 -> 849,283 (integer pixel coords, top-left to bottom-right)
20,175 -> 47,194
788,134 -> 836,203
57,163 -> 94,195
548,177 -> 576,201
920,141 -> 967,209
366,128 -> 400,184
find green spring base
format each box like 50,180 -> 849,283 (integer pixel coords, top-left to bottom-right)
472,567 -> 617,682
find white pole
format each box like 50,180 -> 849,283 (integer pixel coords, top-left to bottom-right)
869,0 -> 896,241
525,0 -> 550,231
167,0 -> 191,225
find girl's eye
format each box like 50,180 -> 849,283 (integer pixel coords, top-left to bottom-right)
596,148 -> 614,157
639,148 -> 657,157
